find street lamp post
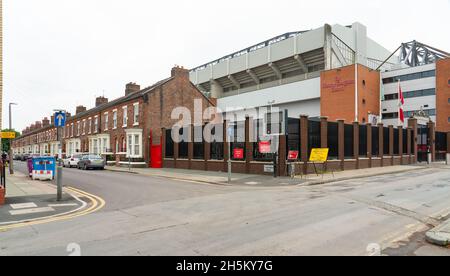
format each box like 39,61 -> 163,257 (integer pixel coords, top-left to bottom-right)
8,103 -> 18,175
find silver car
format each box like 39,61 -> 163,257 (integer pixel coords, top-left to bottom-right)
63,154 -> 83,168
77,155 -> 105,170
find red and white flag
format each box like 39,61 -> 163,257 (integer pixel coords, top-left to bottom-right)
398,81 -> 405,125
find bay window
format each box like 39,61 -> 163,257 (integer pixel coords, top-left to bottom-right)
125,129 -> 143,158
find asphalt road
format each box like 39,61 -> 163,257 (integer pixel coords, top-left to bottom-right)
13,161 -> 235,212
2,162 -> 450,256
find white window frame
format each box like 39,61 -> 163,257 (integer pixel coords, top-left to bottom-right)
88,118 -> 92,134
71,123 -> 74,137
82,119 -> 86,135
113,110 -> 118,129
104,112 -> 109,131
125,129 -> 143,158
77,121 -> 80,136
133,102 -> 139,126
94,116 -> 99,133
123,106 -> 128,128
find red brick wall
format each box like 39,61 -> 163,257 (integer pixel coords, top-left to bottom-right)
436,58 -> 450,132
321,64 -> 380,123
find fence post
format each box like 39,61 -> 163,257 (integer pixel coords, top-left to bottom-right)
204,124 -> 211,171
353,121 -> 359,169
378,123 -> 384,167
398,125 -> 403,165
427,121 -> 436,162
320,117 -> 328,148
245,117 -> 252,174
408,118 -> 418,163
223,120 -> 229,172
447,132 -> 450,165
188,125 -> 194,169
300,115 -> 309,175
338,120 -> 345,171
367,123 -> 372,168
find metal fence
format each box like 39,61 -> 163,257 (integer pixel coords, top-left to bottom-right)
436,132 -> 448,161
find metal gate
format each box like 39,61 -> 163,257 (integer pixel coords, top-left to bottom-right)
417,125 -> 429,163
1,160 -> 6,191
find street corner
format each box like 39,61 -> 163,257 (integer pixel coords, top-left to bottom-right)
0,186 -> 105,232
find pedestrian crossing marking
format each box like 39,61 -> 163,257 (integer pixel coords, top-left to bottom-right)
10,203 -> 38,210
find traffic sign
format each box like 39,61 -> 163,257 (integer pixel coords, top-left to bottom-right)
54,112 -> 67,127
1,132 -> 16,139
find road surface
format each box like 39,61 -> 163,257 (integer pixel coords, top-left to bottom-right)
1,162 -> 450,256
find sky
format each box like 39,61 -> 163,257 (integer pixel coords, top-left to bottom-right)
3,0 -> 450,132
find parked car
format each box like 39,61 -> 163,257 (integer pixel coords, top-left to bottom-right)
21,154 -> 31,161
77,155 -> 105,170
63,154 -> 83,168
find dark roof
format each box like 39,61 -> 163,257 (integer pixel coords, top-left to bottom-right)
68,77 -> 174,121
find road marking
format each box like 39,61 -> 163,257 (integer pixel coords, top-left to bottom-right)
9,207 -> 55,216
48,203 -> 79,207
0,186 -> 105,231
10,203 -> 38,210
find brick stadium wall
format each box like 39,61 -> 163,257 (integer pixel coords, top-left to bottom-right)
436,58 -> 450,132
163,116 -> 420,176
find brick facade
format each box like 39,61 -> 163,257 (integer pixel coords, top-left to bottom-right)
436,58 -> 450,132
12,66 -> 216,167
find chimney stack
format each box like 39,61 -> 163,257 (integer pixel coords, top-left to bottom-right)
35,121 -> 42,129
76,106 -> 87,115
96,96 -> 109,107
171,65 -> 189,79
125,83 -> 140,96
42,117 -> 50,127
30,124 -> 35,131
51,115 -> 55,125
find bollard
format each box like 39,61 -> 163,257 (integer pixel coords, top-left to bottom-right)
427,153 -> 432,165
447,153 -> 450,165
57,166 -> 63,201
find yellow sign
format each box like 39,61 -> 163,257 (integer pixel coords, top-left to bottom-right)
309,148 -> 329,163
1,132 -> 16,139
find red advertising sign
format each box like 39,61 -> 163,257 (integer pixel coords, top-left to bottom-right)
233,148 -> 244,160
259,141 -> 272,154
288,151 -> 299,160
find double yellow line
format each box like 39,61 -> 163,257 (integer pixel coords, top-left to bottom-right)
0,187 -> 105,232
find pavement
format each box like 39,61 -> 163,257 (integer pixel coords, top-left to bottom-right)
2,161 -> 450,256
105,164 -> 429,187
426,219 -> 450,246
0,171 -> 88,227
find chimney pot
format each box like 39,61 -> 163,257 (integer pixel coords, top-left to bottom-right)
76,106 -> 87,115
125,83 -> 140,96
96,96 -> 109,107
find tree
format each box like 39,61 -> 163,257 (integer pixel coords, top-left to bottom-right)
1,129 -> 21,153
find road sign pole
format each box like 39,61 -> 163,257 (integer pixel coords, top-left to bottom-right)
54,111 -> 66,202
57,126 -> 63,201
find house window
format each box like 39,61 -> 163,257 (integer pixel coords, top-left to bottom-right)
115,138 -> 119,153
133,103 -> 139,126
113,110 -> 118,129
126,130 -> 143,158
104,113 -> 109,131
77,122 -> 80,136
71,124 -> 74,137
88,118 -> 92,134
123,106 -> 128,127
94,117 -> 99,133
83,120 -> 86,135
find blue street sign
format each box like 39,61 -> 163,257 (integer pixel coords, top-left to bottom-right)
54,112 -> 66,127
